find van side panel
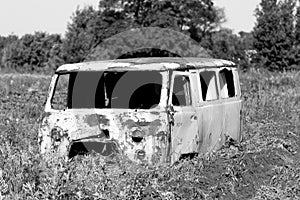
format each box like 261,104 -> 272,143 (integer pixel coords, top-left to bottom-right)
195,68 -> 225,153
223,99 -> 242,141
39,109 -> 170,164
223,68 -> 242,141
197,103 -> 225,153
168,71 -> 199,163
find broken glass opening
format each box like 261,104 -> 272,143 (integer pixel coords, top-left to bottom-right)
51,74 -> 69,110
219,68 -> 235,98
51,71 -> 162,109
172,75 -> 192,106
199,71 -> 218,101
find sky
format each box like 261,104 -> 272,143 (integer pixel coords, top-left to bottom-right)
0,0 -> 261,37
213,0 -> 261,33
0,0 -> 99,36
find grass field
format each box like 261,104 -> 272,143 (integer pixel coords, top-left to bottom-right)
0,70 -> 299,199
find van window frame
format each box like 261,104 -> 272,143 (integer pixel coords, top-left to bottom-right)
197,68 -> 220,102
46,71 -> 170,111
168,71 -> 194,107
232,68 -> 241,97
218,67 -> 237,99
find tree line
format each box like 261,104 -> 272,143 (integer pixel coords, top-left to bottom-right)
0,0 -> 299,73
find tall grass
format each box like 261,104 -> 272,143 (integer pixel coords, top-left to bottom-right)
0,70 -> 299,199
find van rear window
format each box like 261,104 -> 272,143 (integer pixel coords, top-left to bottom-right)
51,71 -> 162,109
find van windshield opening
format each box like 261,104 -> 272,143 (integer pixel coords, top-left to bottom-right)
51,71 -> 162,110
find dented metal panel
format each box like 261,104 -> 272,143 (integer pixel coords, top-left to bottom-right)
223,68 -> 242,141
197,103 -> 225,153
39,70 -> 171,164
39,109 -> 170,164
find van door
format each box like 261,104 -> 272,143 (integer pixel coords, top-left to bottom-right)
168,72 -> 198,163
218,67 -> 242,141
197,69 -> 225,153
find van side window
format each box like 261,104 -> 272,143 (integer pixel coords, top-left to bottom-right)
199,71 -> 218,101
172,75 -> 192,106
219,68 -> 235,98
51,74 -> 70,110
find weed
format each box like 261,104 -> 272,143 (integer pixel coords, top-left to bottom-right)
0,70 -> 299,199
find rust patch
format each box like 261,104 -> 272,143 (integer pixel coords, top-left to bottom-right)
84,114 -> 99,127
151,146 -> 163,164
136,121 -> 151,126
150,119 -> 162,127
97,115 -> 110,126
41,112 -> 51,120
41,118 -> 50,127
150,111 -> 160,115
84,114 -> 109,127
156,131 -> 168,142
148,119 -> 163,135
122,119 -> 137,129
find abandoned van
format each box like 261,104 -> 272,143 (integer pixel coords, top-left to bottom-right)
38,57 -> 242,164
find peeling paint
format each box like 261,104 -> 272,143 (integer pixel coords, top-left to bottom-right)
39,57 -> 242,165
122,119 -> 137,129
135,121 -> 151,126
83,114 -> 110,127
97,115 -> 110,126
150,111 -> 160,115
84,114 -> 100,127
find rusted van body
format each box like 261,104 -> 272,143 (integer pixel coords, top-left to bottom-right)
39,57 -> 242,164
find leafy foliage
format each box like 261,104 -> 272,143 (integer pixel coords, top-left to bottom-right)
253,0 -> 299,71
200,29 -> 255,71
204,29 -> 243,62
62,6 -> 99,63
98,0 -> 224,39
1,32 -> 64,73
63,0 -> 224,62
85,27 -> 210,61
293,4 -> 300,66
296,4 -> 300,45
0,35 -> 18,68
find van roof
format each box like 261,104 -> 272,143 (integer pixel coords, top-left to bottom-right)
56,57 -> 236,73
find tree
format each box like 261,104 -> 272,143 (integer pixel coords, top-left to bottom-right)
62,5 -> 131,63
207,29 -> 244,62
0,35 -> 18,68
291,2 -> 300,67
64,0 -> 224,62
295,2 -> 300,46
62,6 -> 98,63
1,32 -> 63,72
253,0 -> 296,71
239,31 -> 254,50
177,0 -> 225,42
106,0 -> 225,42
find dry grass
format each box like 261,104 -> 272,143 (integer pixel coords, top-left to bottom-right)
0,69 -> 299,199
